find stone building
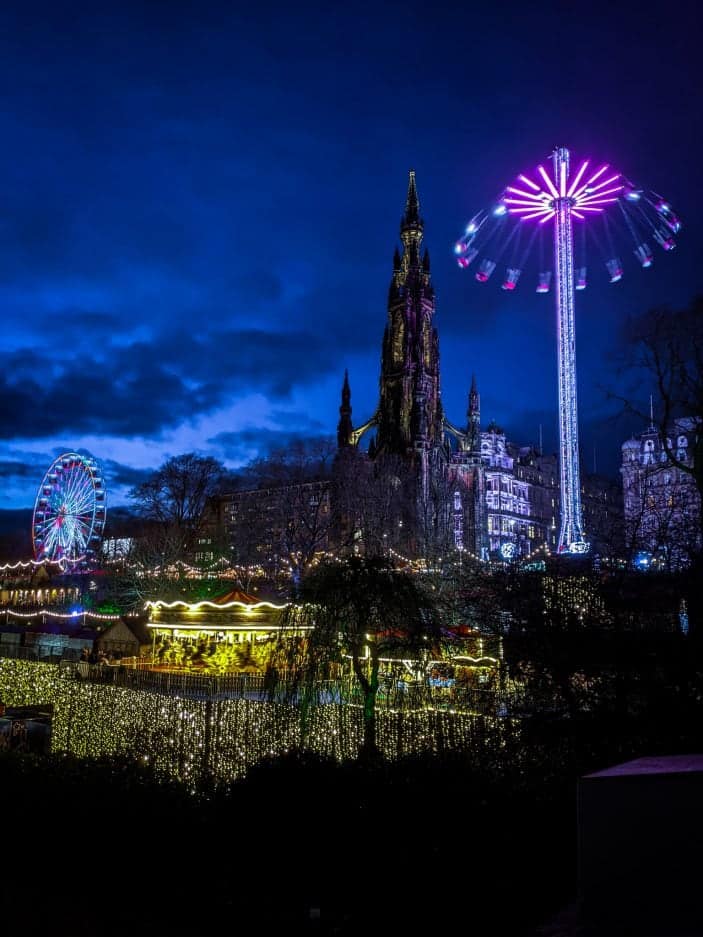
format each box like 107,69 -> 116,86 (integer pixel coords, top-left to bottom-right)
621,417 -> 701,568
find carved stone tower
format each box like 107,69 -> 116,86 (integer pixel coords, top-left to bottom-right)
468,373 -> 481,454
375,171 -> 443,459
337,369 -> 353,448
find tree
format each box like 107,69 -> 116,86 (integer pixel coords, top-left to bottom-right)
280,555 -> 439,761
623,461 -> 700,570
101,453 -> 233,608
226,437 -> 338,584
129,453 -> 229,559
332,448 -> 416,559
618,297 -> 703,545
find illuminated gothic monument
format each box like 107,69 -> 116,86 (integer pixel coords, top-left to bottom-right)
337,172 -> 619,560
214,172 -> 619,569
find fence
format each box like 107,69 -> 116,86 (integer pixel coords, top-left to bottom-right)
0,641 -> 537,716
0,657 -> 523,787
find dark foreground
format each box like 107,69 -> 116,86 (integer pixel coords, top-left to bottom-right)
4,706 -> 702,937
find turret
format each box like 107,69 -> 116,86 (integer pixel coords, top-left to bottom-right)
467,374 -> 480,453
337,369 -> 353,448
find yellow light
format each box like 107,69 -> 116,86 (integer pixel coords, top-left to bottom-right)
145,599 -> 289,612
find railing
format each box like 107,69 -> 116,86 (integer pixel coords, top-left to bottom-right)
0,644 -> 39,661
0,643 -> 545,716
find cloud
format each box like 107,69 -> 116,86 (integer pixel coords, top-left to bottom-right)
0,459 -> 45,480
100,459 -> 154,490
209,427 -> 333,462
0,323 -> 346,441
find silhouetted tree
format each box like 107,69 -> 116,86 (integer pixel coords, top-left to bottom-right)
280,555 -> 439,761
617,297 -> 703,542
129,452 -> 229,557
226,437 -> 338,583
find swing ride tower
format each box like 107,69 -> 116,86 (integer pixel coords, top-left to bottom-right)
455,146 -> 682,555
552,146 -> 586,553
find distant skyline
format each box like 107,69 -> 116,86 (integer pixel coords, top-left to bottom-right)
0,1 -> 700,514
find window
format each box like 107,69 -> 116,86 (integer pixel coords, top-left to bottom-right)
453,514 -> 463,549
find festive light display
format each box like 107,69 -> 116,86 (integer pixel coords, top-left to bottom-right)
32,452 -> 107,565
455,147 -> 681,555
5,608 -> 122,621
146,599 -> 289,611
0,658 -> 518,785
0,557 -> 70,573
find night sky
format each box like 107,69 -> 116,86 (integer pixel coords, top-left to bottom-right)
0,1 -> 700,514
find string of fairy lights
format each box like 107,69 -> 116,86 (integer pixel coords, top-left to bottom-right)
5,609 -> 122,621
1,534 -> 554,593
0,557 -> 71,572
0,658 -> 518,785
145,598 -> 290,611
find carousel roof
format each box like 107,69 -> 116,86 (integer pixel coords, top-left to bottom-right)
210,588 -> 260,605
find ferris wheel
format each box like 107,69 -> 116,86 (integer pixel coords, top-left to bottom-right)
32,452 -> 107,565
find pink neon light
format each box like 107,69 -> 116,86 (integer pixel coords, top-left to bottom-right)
571,165 -> 610,201
579,186 -> 624,202
509,205 -> 552,213
559,160 -> 567,197
566,160 -> 589,198
537,165 -> 559,198
518,209 -> 554,221
579,200 -> 620,211
506,186 -> 546,201
539,211 -> 555,224
583,173 -> 620,196
571,210 -> 585,219
586,164 -> 609,185
504,198 -> 548,207
518,173 -> 541,191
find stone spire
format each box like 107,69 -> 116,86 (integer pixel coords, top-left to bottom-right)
467,374 -> 480,453
337,369 -> 353,448
399,169 -> 424,271
402,169 -> 421,227
376,171 -> 441,458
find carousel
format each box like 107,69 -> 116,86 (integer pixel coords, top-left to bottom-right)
145,590 -> 308,675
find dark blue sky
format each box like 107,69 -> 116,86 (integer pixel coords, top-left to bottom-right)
0,0 -> 700,511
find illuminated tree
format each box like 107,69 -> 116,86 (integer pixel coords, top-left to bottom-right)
280,555 -> 438,761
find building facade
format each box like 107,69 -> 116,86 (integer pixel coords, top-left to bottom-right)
621,418 -> 701,568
